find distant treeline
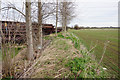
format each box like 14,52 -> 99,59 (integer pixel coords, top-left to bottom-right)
68,24 -> 120,30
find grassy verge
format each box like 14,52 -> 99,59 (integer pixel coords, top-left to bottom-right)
57,33 -> 108,78
32,33 -> 80,78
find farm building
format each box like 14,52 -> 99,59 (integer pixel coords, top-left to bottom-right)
57,27 -> 62,32
0,21 -> 56,43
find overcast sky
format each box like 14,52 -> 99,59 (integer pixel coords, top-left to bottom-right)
42,0 -> 119,27
71,0 -> 119,27
1,0 -> 119,27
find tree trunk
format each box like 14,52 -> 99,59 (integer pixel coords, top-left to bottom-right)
62,2 -> 66,32
62,3 -> 65,32
60,2 -> 74,33
55,0 -> 58,36
64,15 -> 67,33
0,0 -> 2,68
26,0 -> 34,60
64,2 -> 67,33
38,0 -> 42,49
0,22 -> 1,50
62,15 -> 64,32
0,0 -> 2,50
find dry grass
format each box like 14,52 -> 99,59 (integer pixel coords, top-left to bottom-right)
30,38 -> 82,78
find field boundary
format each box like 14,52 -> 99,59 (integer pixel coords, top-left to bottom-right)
69,29 -> 119,78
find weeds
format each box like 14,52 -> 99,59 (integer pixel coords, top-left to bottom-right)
2,43 -> 25,78
66,53 -> 108,78
57,33 -> 80,50
43,36 -> 51,40
58,33 -> 108,78
54,39 -> 71,51
57,33 -> 65,38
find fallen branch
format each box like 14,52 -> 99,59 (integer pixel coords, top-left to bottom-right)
86,44 -> 97,55
96,41 -> 109,71
54,72 -> 66,78
18,40 -> 52,79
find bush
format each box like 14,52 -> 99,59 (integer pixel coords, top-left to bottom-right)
57,33 -> 65,38
66,57 -> 86,75
74,25 -> 79,30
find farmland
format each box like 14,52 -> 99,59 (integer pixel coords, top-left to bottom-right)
69,29 -> 119,77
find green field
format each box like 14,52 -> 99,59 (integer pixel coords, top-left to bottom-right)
69,29 -> 119,77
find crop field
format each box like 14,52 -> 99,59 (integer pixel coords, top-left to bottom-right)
69,29 -> 119,77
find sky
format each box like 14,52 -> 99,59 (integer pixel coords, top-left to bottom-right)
1,0 -> 119,27
41,0 -> 119,27
70,0 -> 119,27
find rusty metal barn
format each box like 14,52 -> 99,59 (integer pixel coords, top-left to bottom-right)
0,21 -> 55,43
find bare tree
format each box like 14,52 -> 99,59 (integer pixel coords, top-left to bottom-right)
1,1 -> 56,59
55,0 -> 58,36
0,0 -> 2,78
0,0 -> 2,48
38,0 -> 42,49
59,1 -> 75,32
31,2 -> 56,21
26,0 -> 34,60
31,2 -> 56,49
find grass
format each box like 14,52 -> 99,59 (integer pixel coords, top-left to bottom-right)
69,29 -> 119,78
2,44 -> 25,59
66,57 -> 108,78
11,47 -> 22,58
32,33 -> 108,78
55,39 -> 71,51
30,32 -> 109,78
2,47 -> 22,58
32,35 -> 78,78
57,33 -> 108,78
